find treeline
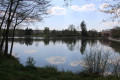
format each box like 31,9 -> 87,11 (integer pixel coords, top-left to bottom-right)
1,21 -> 101,37
111,26 -> 120,38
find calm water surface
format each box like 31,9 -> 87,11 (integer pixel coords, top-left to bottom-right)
8,38 -> 120,73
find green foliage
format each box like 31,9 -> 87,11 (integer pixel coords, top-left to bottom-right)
44,27 -> 50,35
25,28 -> 33,36
88,29 -> 99,37
111,26 -> 120,38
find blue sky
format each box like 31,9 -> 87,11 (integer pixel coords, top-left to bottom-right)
30,0 -> 120,31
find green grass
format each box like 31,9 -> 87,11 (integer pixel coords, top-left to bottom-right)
0,53 -> 119,80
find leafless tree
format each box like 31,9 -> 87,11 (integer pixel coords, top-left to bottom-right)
0,0 -> 51,55
82,46 -> 111,75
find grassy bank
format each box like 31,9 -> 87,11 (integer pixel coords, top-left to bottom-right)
0,54 -> 119,80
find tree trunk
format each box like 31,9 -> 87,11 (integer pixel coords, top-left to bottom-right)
0,32 -> 5,51
10,26 -> 16,55
4,0 -> 14,55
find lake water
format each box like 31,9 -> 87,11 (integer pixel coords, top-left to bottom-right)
8,38 -> 120,73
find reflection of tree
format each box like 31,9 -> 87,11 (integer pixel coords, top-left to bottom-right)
110,42 -> 120,53
18,38 -> 24,45
43,39 -> 50,46
24,38 -> 33,46
65,39 -> 76,51
88,39 -> 97,47
35,41 -> 39,47
99,40 -> 120,53
52,39 -> 57,45
80,39 -> 87,54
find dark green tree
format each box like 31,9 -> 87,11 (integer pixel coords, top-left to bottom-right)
44,27 -> 50,35
88,29 -> 98,37
111,26 -> 120,38
80,21 -> 88,36
25,28 -> 33,35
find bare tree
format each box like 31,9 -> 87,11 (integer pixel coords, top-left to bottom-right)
0,0 -> 51,55
82,46 -> 111,75
99,0 -> 120,21
64,0 -> 120,21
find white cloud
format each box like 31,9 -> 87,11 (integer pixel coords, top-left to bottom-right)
99,3 -> 109,9
46,56 -> 66,64
71,4 -> 95,12
102,21 -> 120,27
47,6 -> 66,15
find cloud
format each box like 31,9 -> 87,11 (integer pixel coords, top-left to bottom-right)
102,21 -> 120,27
47,6 -> 66,15
24,49 -> 37,53
71,4 -> 95,12
46,56 -> 66,64
99,3 -> 109,9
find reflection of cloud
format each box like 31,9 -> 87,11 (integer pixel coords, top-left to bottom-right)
24,49 -> 37,53
46,56 -> 66,64
13,44 -> 19,48
70,61 -> 87,67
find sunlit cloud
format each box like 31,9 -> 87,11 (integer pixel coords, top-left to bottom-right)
46,56 -> 66,64
47,6 -> 66,15
99,3 -> 109,9
71,4 -> 95,12
24,49 -> 37,53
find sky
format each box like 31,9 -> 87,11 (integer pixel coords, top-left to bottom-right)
25,0 -> 120,31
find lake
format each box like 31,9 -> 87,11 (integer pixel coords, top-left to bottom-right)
8,37 -> 120,73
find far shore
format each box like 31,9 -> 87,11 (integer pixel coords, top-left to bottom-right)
0,36 -> 103,40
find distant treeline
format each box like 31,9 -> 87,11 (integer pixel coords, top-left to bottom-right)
1,27 -> 101,37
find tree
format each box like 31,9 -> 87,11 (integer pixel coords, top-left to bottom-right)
88,29 -> 98,37
111,26 -> 120,38
68,24 -> 76,35
0,0 -> 51,55
99,0 -> 120,21
44,27 -> 50,35
68,24 -> 75,31
83,47 -> 111,74
80,21 -> 88,36
24,28 -> 33,36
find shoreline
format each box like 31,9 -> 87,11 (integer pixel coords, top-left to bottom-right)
108,37 -> 120,42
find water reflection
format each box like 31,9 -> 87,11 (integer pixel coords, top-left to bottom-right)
13,38 -> 120,55
46,56 -> 66,65
65,39 -> 76,51
99,39 -> 120,53
24,38 -> 33,46
80,39 -> 87,54
24,49 -> 37,54
10,37 -> 120,73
